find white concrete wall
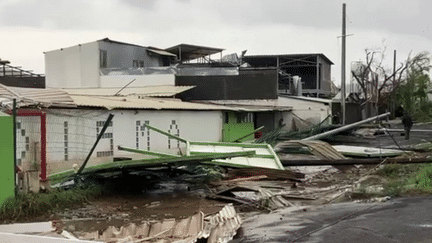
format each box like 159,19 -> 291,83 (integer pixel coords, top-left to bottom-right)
38,109 -> 223,174
79,42 -> 100,87
278,97 -> 331,131
45,40 -> 172,89
100,74 -> 175,87
45,42 -> 100,88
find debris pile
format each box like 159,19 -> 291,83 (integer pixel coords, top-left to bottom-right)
79,204 -> 241,243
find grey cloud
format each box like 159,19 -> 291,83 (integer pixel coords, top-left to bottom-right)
0,0 -> 95,29
0,0 -> 430,40
202,0 -> 430,39
119,0 -> 156,10
0,0 -> 43,27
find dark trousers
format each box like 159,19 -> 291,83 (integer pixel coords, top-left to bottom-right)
404,127 -> 411,140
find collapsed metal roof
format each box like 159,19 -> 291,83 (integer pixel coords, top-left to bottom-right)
0,84 -> 76,108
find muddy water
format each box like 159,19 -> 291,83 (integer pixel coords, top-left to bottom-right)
55,181 -> 226,234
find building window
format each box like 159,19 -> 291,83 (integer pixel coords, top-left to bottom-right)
236,112 -> 253,123
64,121 -> 68,161
133,60 -> 144,68
100,50 -> 107,68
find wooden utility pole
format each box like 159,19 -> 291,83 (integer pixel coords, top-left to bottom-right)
341,3 -> 347,125
392,50 -> 396,118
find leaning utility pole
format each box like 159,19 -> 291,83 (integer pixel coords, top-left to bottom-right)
341,3 -> 346,125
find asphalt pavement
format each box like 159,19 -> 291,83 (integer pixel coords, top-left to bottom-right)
231,195 -> 432,243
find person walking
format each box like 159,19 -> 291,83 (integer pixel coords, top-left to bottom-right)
402,111 -> 413,140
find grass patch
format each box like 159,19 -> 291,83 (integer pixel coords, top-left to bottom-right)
0,186 -> 103,222
412,163 -> 432,193
374,163 -> 432,196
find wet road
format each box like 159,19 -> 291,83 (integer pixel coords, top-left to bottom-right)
232,195 -> 432,243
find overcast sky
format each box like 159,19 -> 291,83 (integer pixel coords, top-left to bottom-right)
1,0 -> 431,85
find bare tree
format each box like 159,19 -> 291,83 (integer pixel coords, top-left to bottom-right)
352,47 -> 430,118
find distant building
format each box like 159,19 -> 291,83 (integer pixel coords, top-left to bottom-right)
44,38 -> 178,89
0,59 -> 45,88
243,54 -> 334,98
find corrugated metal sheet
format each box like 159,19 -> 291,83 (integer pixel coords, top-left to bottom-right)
195,100 -> 292,112
71,96 -> 282,112
147,48 -> 178,57
81,204 -> 241,243
62,85 -> 195,97
332,145 -> 404,158
70,95 -> 235,111
244,53 -> 334,65
275,140 -> 346,160
188,142 -> 285,170
279,94 -> 333,104
0,84 -> 76,108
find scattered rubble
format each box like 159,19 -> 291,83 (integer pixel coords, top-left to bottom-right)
6,119 -> 430,242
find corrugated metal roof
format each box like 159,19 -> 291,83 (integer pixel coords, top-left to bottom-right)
62,85 -> 195,97
70,95 -> 235,111
244,53 -> 334,65
0,84 -> 76,108
165,44 -> 225,62
195,100 -> 292,112
279,94 -> 333,104
70,96 -> 286,112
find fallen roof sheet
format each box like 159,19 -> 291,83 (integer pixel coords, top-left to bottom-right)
62,85 -> 195,97
332,145 -> 404,158
81,204 -> 241,243
275,140 -> 346,160
138,123 -> 288,171
78,151 -> 256,175
0,84 -> 76,108
188,141 -> 285,170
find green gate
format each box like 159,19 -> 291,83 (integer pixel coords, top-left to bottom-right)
0,112 -> 15,204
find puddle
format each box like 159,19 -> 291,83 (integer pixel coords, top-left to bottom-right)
55,179 -> 225,234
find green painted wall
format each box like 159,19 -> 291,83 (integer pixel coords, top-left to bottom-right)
222,112 -> 255,142
0,112 -> 14,205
